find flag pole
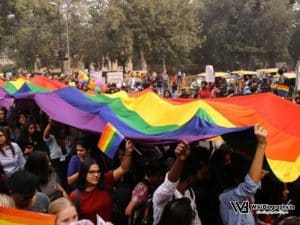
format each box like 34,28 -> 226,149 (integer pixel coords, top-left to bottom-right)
134,147 -> 142,155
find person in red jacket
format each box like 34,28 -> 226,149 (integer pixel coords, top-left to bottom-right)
198,81 -> 211,99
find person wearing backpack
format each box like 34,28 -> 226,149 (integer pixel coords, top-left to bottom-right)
152,141 -> 208,225
125,160 -> 166,225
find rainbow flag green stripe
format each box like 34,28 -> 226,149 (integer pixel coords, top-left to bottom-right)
85,93 -> 216,135
98,123 -> 125,158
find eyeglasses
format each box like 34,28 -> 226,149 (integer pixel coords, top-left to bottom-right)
88,170 -> 100,175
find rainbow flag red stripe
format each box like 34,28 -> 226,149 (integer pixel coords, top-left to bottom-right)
0,207 -> 55,225
98,123 -> 125,158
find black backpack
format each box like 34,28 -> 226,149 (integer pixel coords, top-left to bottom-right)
129,179 -> 154,225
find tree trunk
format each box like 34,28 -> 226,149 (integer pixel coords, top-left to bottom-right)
140,48 -> 147,71
162,58 -> 166,73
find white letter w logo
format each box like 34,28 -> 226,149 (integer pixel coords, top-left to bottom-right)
230,201 -> 250,214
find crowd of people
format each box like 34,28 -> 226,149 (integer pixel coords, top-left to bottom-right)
0,70 -> 299,225
43,69 -> 300,104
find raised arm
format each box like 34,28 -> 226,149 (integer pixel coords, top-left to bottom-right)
168,140 -> 190,182
152,141 -> 190,225
248,124 -> 267,184
113,140 -> 134,182
43,118 -> 54,140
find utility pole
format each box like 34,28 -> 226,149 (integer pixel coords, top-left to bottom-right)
66,0 -> 71,73
57,2 -> 64,75
50,1 -> 64,74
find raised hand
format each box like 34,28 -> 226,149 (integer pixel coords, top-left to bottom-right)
254,124 -> 267,145
125,140 -> 134,155
175,140 -> 190,161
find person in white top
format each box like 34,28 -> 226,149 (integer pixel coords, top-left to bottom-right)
152,141 -> 204,225
0,127 -> 25,177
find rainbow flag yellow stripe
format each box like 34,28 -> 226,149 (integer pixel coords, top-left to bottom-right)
277,84 -> 289,92
277,84 -> 289,98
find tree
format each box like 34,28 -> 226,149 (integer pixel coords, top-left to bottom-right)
0,0 -> 18,51
2,0 -> 59,70
289,2 -> 300,64
197,0 -> 294,70
94,0 -> 202,70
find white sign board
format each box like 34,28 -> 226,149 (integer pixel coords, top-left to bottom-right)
106,72 -> 124,85
90,71 -> 103,81
205,65 -> 215,83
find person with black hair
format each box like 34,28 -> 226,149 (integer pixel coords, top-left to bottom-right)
163,90 -> 172,99
17,121 -> 48,158
67,139 -> 92,186
198,81 -> 211,99
69,140 -> 134,224
24,151 -> 67,201
219,124 -> 267,225
157,197 -> 194,225
0,107 -> 8,127
8,169 -> 50,212
0,127 -> 25,177
125,160 -> 166,224
152,141 -> 203,225
278,67 -> 287,84
43,118 -> 75,191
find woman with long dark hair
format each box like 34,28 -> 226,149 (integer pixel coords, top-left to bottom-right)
43,118 -> 75,191
69,140 -> 134,224
0,127 -> 25,176
24,151 -> 67,201
17,121 -> 48,158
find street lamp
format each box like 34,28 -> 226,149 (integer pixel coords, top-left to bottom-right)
49,1 -> 64,74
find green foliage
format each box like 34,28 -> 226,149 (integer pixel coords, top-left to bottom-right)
0,0 -> 299,70
197,0 -> 294,70
93,0 -> 203,68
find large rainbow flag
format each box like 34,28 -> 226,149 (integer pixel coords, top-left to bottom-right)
0,76 -> 299,182
0,207 -> 55,225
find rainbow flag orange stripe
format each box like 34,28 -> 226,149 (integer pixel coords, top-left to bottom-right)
98,123 -> 125,158
0,207 -> 55,225
277,84 -> 289,97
